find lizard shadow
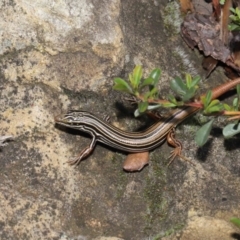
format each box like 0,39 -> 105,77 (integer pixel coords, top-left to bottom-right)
114,101 -> 157,131
195,127 -> 223,163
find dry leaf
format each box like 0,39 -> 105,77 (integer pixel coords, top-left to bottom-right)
123,152 -> 149,172
181,13 -> 230,62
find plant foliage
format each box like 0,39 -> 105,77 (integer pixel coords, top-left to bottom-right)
113,66 -> 240,147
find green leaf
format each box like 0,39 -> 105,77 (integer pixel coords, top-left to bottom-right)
129,73 -> 134,86
237,84 -> 240,96
230,218 -> 240,229
168,94 -> 178,105
141,77 -> 154,87
233,97 -> 238,107
132,65 -> 142,89
207,99 -> 220,108
182,88 -> 196,101
185,73 -> 192,89
223,103 -> 232,111
195,119 -> 214,147
229,14 -> 237,21
228,23 -> 240,31
149,68 -> 161,86
220,0 -> 225,4
149,87 -> 158,98
202,91 -> 212,109
162,102 -> 178,108
232,97 -> 239,110
138,101 -> 148,113
236,7 -> 240,18
236,85 -> 240,110
204,100 -> 223,113
223,122 -> 240,138
229,8 -> 240,31
170,77 -> 187,96
206,105 -> 223,113
113,77 -> 133,94
191,75 -> 201,88
230,7 -> 236,13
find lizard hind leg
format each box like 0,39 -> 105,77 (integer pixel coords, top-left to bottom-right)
167,128 -> 195,166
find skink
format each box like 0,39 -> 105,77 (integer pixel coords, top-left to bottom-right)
55,78 -> 240,165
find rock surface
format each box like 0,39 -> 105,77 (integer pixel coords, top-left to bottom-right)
0,0 -> 240,239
